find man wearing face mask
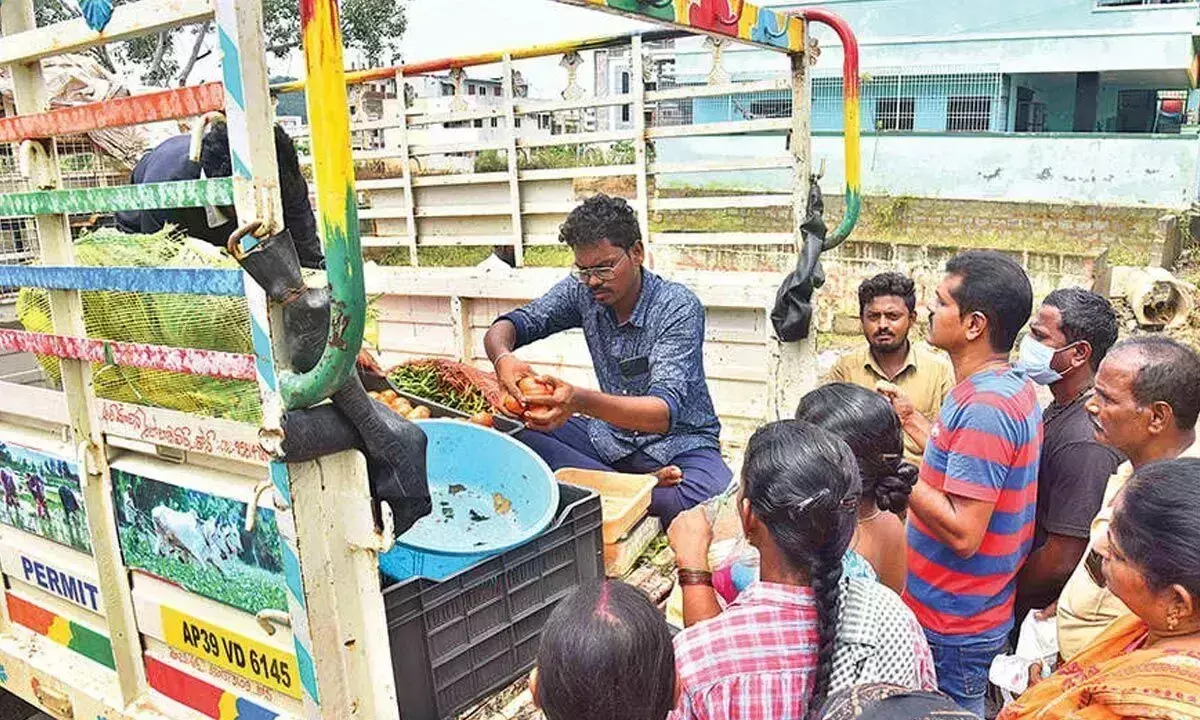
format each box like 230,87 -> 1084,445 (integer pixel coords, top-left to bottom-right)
1013,288 -> 1123,630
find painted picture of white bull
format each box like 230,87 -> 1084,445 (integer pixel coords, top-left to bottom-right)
113,468 -> 287,614
0,439 -> 89,554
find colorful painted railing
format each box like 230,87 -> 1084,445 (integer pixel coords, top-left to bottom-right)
549,0 -> 804,52
0,265 -> 243,296
271,29 -> 687,92
0,329 -> 256,381
0,83 -> 224,142
793,7 -> 860,247
0,178 -> 234,218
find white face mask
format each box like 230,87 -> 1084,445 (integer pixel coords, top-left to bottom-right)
1018,335 -> 1075,386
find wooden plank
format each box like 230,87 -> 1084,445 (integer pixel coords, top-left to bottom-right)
3,0 -> 148,699
376,321 -> 457,355
0,265 -> 244,296
6,589 -> 114,669
646,117 -> 791,139
407,139 -> 506,157
502,54 -> 525,267
517,129 -> 635,149
646,78 -> 791,102
406,107 -> 505,127
0,329 -> 257,380
0,532 -> 103,617
631,34 -> 652,266
519,164 -> 637,181
515,93 -> 633,115
0,383 -> 269,464
650,157 -> 792,174
374,294 -> 452,325
0,0 -> 214,65
650,232 -> 793,246
410,172 -> 510,188
0,178 -> 234,218
363,266 -> 779,308
393,70 -> 419,267
648,194 -> 791,211
0,83 -> 225,143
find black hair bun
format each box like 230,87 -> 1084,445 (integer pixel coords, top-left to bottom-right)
873,461 -> 918,514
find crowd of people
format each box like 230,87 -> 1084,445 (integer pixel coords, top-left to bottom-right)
484,194 -> 1200,720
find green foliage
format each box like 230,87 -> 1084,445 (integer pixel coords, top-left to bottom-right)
34,0 -> 406,86
388,363 -> 491,414
473,150 -> 507,174
263,0 -> 407,66
16,228 -> 261,423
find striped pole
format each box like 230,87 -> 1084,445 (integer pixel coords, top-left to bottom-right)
212,0 -> 321,716
792,8 -> 861,247
280,0 -> 366,411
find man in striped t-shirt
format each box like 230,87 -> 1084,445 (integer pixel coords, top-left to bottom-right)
892,251 -> 1041,716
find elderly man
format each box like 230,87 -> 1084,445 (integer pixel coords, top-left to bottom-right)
1054,335 -> 1200,660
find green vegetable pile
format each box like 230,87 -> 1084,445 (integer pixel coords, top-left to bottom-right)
387,361 -> 492,415
17,228 -> 261,423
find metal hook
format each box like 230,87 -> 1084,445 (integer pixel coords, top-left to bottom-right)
245,479 -> 274,533
189,111 -> 227,163
256,609 -> 292,636
227,219 -> 265,261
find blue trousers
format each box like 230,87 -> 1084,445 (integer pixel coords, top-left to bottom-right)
517,417 -> 732,529
928,628 -> 1008,718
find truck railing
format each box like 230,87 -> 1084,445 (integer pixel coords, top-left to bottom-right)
0,2 -> 856,718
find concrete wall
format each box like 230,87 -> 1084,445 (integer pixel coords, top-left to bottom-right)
654,132 -> 1200,208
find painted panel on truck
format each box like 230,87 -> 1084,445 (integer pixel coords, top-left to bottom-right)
0,542 -> 103,614
112,468 -> 288,615
0,439 -> 89,554
5,593 -> 115,670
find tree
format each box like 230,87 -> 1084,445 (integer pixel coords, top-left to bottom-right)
263,0 -> 406,67
33,0 -> 406,88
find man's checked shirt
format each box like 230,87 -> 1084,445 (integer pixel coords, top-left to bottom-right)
671,582 -> 819,720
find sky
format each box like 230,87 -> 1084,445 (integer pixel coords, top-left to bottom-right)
183,0 -> 654,96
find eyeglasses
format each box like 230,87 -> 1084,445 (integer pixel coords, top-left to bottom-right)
1084,548 -> 1107,589
570,252 -> 629,283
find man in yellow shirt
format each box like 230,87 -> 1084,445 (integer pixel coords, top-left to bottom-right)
1054,335 -> 1200,659
826,272 -> 954,465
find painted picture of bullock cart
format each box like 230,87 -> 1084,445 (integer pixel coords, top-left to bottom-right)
112,468 -> 288,614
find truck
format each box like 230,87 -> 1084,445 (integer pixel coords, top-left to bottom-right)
0,0 -> 860,718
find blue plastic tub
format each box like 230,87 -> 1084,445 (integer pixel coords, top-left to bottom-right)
379,419 -> 559,581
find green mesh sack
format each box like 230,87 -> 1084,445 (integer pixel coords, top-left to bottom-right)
16,228 -> 261,423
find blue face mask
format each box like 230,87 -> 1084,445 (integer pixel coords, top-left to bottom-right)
1018,334 -> 1075,385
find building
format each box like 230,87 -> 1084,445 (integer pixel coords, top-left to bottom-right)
639,1 -> 1200,209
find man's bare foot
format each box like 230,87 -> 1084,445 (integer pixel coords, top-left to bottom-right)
654,466 -> 683,487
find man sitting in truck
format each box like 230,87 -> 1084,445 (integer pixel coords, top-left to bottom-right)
484,194 -> 731,528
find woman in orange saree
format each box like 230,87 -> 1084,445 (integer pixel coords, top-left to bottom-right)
1000,458 -> 1200,720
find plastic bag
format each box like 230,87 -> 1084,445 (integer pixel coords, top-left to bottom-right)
989,610 -> 1059,701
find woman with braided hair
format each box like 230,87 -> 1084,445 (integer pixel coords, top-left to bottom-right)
795,382 -> 918,594
669,421 -> 935,720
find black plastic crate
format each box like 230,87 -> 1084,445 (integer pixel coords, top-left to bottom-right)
362,372 -> 525,436
383,483 -> 603,720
